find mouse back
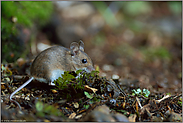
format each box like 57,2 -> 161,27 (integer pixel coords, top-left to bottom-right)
30,46 -> 69,82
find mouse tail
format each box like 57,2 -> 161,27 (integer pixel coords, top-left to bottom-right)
9,77 -> 34,110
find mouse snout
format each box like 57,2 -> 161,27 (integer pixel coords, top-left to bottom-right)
85,66 -> 95,73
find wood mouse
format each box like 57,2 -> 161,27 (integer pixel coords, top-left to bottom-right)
10,40 -> 95,109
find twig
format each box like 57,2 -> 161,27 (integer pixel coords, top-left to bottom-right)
13,75 -> 28,80
169,94 -> 182,103
155,95 -> 171,103
117,84 -> 127,97
136,97 -> 143,109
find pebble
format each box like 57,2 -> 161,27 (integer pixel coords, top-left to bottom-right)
16,58 -> 25,67
102,64 -> 114,72
112,74 -> 120,80
79,105 -> 129,122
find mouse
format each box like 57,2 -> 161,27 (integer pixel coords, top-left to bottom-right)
10,40 -> 95,109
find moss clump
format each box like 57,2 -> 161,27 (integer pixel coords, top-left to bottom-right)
1,1 -> 53,30
1,1 -> 53,63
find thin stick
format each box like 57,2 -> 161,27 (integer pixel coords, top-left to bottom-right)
136,97 -> 143,109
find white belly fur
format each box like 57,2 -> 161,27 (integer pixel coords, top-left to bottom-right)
50,69 -> 65,85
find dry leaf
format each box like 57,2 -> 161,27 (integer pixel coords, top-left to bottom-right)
52,89 -> 58,94
72,102 -> 79,108
75,114 -> 83,119
44,119 -> 50,122
1,84 -> 6,90
69,112 -> 76,119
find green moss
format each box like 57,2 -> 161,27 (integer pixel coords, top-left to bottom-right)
1,1 -> 53,27
1,1 -> 53,63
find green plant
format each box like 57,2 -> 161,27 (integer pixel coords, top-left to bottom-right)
35,101 -> 64,117
142,88 -> 151,98
83,91 -> 101,110
84,91 -> 94,99
132,88 -> 150,98
54,70 -> 101,102
54,70 -> 100,90
166,93 -> 171,95
177,97 -> 182,106
83,104 -> 90,109
1,64 -> 12,76
54,71 -> 76,89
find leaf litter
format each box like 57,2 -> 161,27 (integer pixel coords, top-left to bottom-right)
1,63 -> 182,122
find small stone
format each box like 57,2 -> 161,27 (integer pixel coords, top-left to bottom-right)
112,74 -> 120,80
37,43 -> 51,52
102,64 -> 114,72
111,113 -> 129,122
99,73 -> 107,77
17,58 -> 25,67
165,111 -> 182,122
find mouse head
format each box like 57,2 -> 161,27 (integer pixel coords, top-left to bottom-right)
69,40 -> 95,73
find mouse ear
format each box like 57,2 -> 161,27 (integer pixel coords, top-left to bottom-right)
70,42 -> 79,55
79,40 -> 84,51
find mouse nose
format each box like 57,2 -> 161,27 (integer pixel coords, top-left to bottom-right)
87,66 -> 95,72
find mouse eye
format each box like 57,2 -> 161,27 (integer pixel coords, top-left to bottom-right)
82,59 -> 87,64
